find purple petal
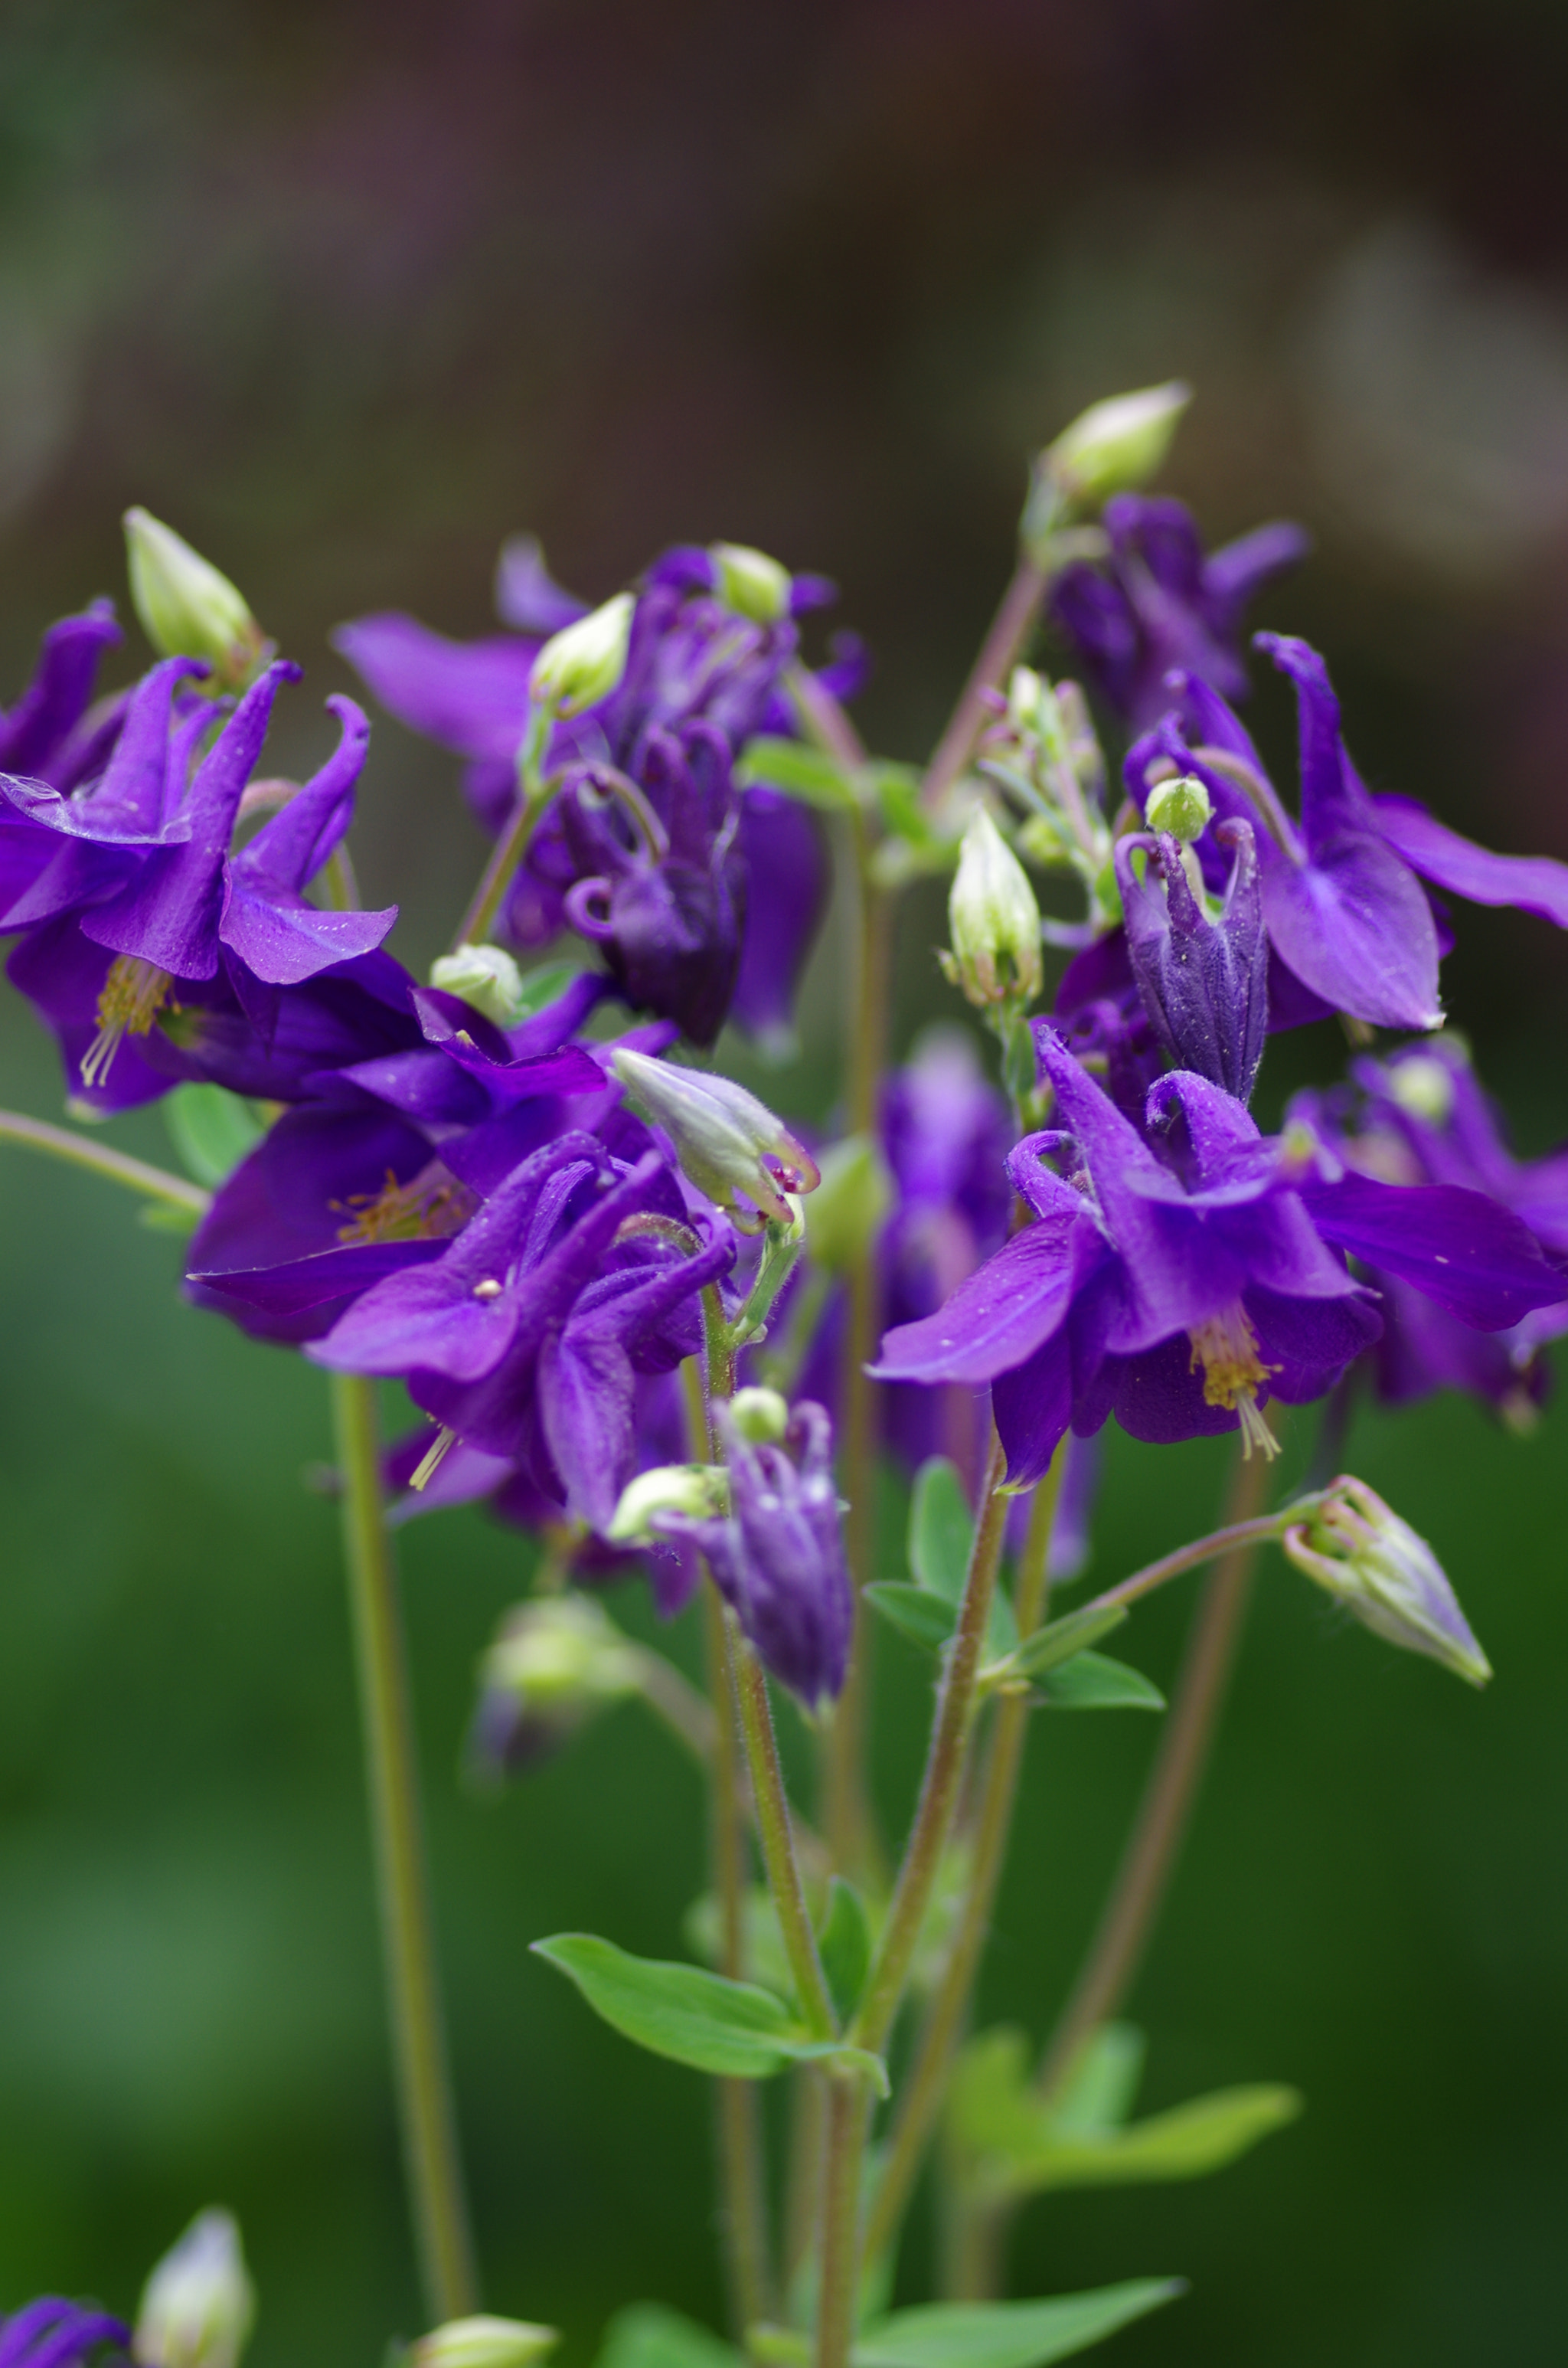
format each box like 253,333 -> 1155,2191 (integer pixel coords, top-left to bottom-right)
1302,1172 -> 1568,1328
1371,793 -> 1568,929
235,696 -> 370,892
1259,830 -> 1444,1032
728,787 -> 830,1053
219,879 -> 397,985
332,613 -> 537,762
1256,633 -> 1380,849
990,1332 -> 1074,1487
871,1212 -> 1089,1385
0,602 -> 122,780
493,533 -> 588,635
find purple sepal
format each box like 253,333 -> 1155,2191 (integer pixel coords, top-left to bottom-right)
0,603 -> 123,786
332,614 -> 537,762
494,534 -> 590,635
1372,793 -> 1568,929
1298,1172 -> 1568,1329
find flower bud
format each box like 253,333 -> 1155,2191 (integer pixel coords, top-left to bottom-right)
1384,1052 -> 1457,1125
134,2209 -> 255,2368
429,943 -> 527,1028
410,2318 -> 560,2368
1143,773 -> 1214,844
123,509 -> 268,690
610,1048 -> 820,1231
939,808 -> 1044,1013
469,1597 -> 646,1778
1283,1476 -> 1491,1686
1041,381 -> 1191,515
606,1462 -> 730,1544
710,541 -> 792,624
729,1386 -> 789,1444
805,1133 -> 893,1277
529,591 -> 635,717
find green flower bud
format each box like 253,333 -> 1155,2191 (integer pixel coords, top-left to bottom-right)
728,1386 -> 790,1444
529,591 -> 635,717
429,943 -> 527,1028
1144,773 -> 1214,843
710,541 -> 792,624
939,808 -> 1044,1013
610,1048 -> 820,1231
123,509 -> 269,691
481,1594 -> 645,1708
410,2319 -> 560,2368
606,1463 -> 730,1545
1384,1053 -> 1457,1125
1042,381 -> 1191,515
1283,1476 -> 1491,1686
805,1133 -> 893,1277
135,2209 -> 255,2368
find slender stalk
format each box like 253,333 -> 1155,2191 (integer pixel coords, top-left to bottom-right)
919,557 -> 1049,812
629,1648 -> 719,1765
732,1643 -> 838,2039
329,1371 -> 477,2324
1072,1496 -> 1303,1624
1036,1447 -> 1272,2097
862,1452 -> 1064,2267
704,1585 -> 776,2336
0,1107 -> 211,1217
454,786 -> 547,950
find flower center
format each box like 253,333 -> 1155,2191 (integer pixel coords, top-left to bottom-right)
81,957 -> 174,1089
333,1163 -> 478,1245
1187,1301 -> 1282,1460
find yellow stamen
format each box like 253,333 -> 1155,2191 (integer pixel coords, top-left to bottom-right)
332,1163 -> 477,1245
410,1426 -> 458,1492
1187,1302 -> 1282,1461
81,957 -> 174,1089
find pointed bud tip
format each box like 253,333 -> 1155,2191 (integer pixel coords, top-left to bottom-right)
945,807 -> 1044,1013
529,592 -> 635,717
1284,1477 -> 1491,1687
609,1052 -> 818,1229
122,509 -> 265,687
430,944 -> 526,1029
135,2208 -> 255,2368
1043,381 -> 1192,514
710,541 -> 792,623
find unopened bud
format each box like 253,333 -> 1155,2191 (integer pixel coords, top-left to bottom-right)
710,541 -> 792,624
1283,1476 -> 1491,1686
1144,774 -> 1213,844
470,1597 -> 645,1778
529,591 -> 634,717
610,1048 -> 820,1231
123,510 -> 268,691
1384,1052 -> 1457,1126
939,808 -> 1044,1013
135,2209 -> 254,2368
729,1387 -> 789,1445
607,1463 -> 730,1544
410,2319 -> 560,2368
805,1134 -> 893,1276
1042,381 -> 1191,515
429,943 -> 526,1028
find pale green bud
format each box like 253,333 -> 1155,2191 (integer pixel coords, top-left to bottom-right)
728,1387 -> 789,1445
481,1595 -> 645,1709
607,1463 -> 730,1545
410,2318 -> 560,2368
1144,773 -> 1214,843
805,1133 -> 893,1276
123,509 -> 268,690
429,943 -> 527,1028
1006,664 -> 1050,737
710,541 -> 792,624
135,2209 -> 255,2368
610,1048 -> 820,1231
1043,381 -> 1191,514
939,808 -> 1044,1012
1283,1476 -> 1491,1686
529,591 -> 635,716
1384,1053 -> 1457,1126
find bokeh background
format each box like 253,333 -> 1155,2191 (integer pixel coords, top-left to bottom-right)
2,3 -> 1568,2363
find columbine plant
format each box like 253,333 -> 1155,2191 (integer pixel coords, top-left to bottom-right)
2,388 -> 1566,2368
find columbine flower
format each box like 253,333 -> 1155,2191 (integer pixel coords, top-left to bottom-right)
1114,816 -> 1268,1102
652,1399 -> 851,1708
1283,1476 -> 1490,1686
0,2299 -> 129,2367
1049,494 -> 1308,724
871,1027 -> 1566,1486
610,1048 -> 818,1229
134,2209 -> 254,2368
1131,633 -> 1568,1034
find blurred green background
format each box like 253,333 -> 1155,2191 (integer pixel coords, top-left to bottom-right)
2,3 -> 1568,2363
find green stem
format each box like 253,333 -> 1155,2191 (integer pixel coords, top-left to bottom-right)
454,783 -> 550,950
1034,1448 -> 1272,2099
732,1643 -> 838,2041
328,1372 -> 477,2325
862,1449 -> 1064,2268
918,556 -> 1049,812
1070,1495 -> 1306,1624
0,1107 -> 211,1217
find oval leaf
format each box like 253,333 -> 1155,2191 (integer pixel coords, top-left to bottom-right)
1003,1604 -> 1129,1684
818,1876 -> 874,2027
910,1458 -> 975,1601
532,1933 -> 801,2079
596,2305 -> 741,2368
1034,1653 -> 1164,1712
866,1583 -> 959,1655
851,2283 -> 1184,2368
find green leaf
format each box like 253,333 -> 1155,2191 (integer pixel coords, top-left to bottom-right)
1001,1604 -> 1129,1684
1050,2023 -> 1145,2138
818,1876 -> 873,2026
851,2285 -> 1184,2368
138,1199 -> 202,1236
909,1458 -> 974,1601
595,2304 -> 740,2368
1033,1653 -> 1164,1712
736,736 -> 858,810
513,959 -> 590,1019
532,1935 -> 887,2091
162,1082 -> 266,1188
865,1582 -> 958,1655
683,1887 -> 794,2001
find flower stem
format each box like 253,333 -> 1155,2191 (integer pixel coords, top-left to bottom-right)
1072,1492 -> 1308,1624
919,556 -> 1050,813
0,1107 -> 211,1218
732,1641 -> 838,2041
454,784 -> 549,950
862,1449 -> 1064,2268
1036,1446 -> 1272,2098
328,1370 -> 477,2325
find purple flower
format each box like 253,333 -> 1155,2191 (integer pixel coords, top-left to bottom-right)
871,1028 -> 1566,1486
1129,634 -> 1568,1034
653,1399 -> 851,1708
1049,496 -> 1308,725
1115,817 -> 1267,1101
0,2299 -> 129,2368
0,601 -> 125,790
